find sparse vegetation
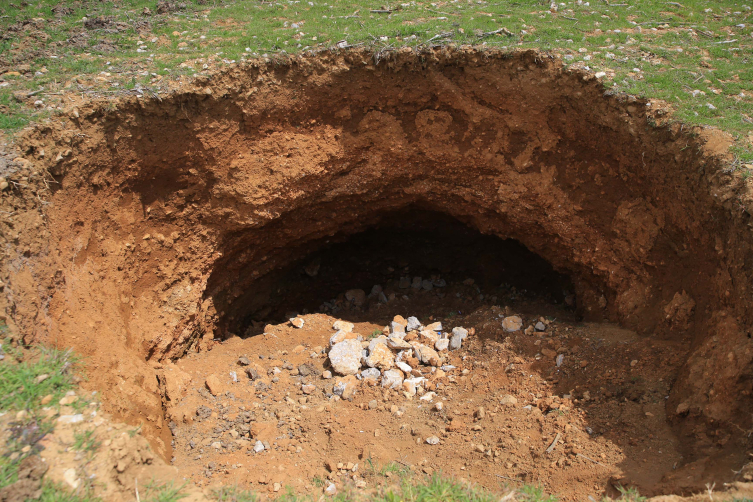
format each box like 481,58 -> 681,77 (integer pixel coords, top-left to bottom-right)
211,485 -> 259,502
0,345 -> 77,413
142,480 -> 188,502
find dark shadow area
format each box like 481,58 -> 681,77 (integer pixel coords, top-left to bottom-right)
232,209 -> 575,335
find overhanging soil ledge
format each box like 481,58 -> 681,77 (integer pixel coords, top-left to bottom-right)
2,47 -> 753,498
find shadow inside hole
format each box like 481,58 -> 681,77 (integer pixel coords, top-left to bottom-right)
233,209 -> 576,337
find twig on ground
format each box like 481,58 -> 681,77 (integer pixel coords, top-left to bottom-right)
546,432 -> 561,453
496,474 -> 522,483
576,452 -> 609,468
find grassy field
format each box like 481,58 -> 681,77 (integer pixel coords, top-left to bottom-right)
0,0 -> 751,161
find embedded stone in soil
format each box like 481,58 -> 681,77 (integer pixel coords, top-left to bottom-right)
4,48 -> 753,499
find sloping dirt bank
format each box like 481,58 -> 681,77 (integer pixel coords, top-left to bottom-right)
1,48 -> 753,496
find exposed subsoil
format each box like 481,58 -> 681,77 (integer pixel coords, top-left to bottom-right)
2,47 -> 753,499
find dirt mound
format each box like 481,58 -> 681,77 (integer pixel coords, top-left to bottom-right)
2,47 -> 753,498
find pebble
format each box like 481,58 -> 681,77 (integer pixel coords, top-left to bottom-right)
322,370 -> 332,379
302,384 -> 316,394
59,395 -> 78,406
475,407 -> 485,419
57,414 -> 84,424
387,337 -> 412,350
205,374 -> 225,396
329,340 -> 363,375
15,410 -> 28,421
324,482 -> 337,495
435,338 -> 449,352
390,321 -> 406,335
254,440 -> 265,453
238,356 -> 251,366
36,374 -> 49,383
434,402 -> 444,411
411,277 -> 422,289
399,277 -> 411,289
556,354 -> 564,367
290,317 -> 305,329
381,369 -> 404,389
425,322 -> 442,331
40,394 -> 53,405
500,394 -> 518,406
421,280 -> 434,291
502,316 -> 523,332
535,321 -> 547,331
361,368 -> 381,380
426,436 -> 440,445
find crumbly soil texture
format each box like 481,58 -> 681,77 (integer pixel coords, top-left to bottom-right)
2,47 -> 753,500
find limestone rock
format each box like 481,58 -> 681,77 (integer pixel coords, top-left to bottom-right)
381,369 -> 404,389
163,363 -> 192,402
449,327 -> 468,350
412,343 -> 441,366
435,338 -> 449,352
328,340 -> 363,375
345,289 -> 367,306
365,343 -> 395,370
406,316 -> 421,331
502,316 -> 523,332
333,375 -> 358,400
425,322 -> 442,331
290,317 -> 305,328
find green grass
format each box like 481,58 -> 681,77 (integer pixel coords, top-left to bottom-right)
0,0 -> 749,155
0,345 -> 78,412
71,430 -> 100,454
142,480 -> 188,502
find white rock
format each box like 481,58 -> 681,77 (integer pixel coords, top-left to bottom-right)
425,436 -> 440,445
328,339 -> 363,375
57,414 -> 84,424
500,394 -> 518,406
396,361 -> 412,373
290,317 -> 305,328
381,369 -> 404,389
450,327 -> 467,350
406,316 -> 421,331
419,392 -> 436,401
330,330 -> 347,346
63,468 -> 79,489
435,338 -> 449,352
254,440 -> 265,452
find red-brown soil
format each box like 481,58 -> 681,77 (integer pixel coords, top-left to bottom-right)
2,47 -> 753,499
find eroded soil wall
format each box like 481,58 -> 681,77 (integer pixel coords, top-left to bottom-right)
2,48 -> 753,461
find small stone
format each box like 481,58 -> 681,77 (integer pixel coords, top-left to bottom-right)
556,354 -> 564,367
395,361 -> 412,373
273,482 -> 281,492
399,277 -> 411,289
333,375 -> 358,400
676,402 -> 690,414
205,374 -> 225,396
212,441 -> 222,449
302,384 -> 316,394
15,410 -> 28,421
406,317 -> 421,332
387,336 -> 412,350
500,394 -> 518,406
238,356 -> 251,366
475,407 -> 485,419
435,338 -> 449,351
381,369 -> 404,389
254,440 -> 265,453
535,321 -> 547,331
290,317 -> 305,328
324,482 -> 337,495
361,368 -> 381,380
425,322 -> 442,331
333,320 -> 354,333
59,395 -> 78,406
630,360 -> 638,367
322,370 -> 333,379
368,399 -> 378,410
426,436 -> 440,445
63,468 -> 79,489
40,394 -> 53,405
329,340 -> 363,375
421,280 -> 433,291
434,402 -> 444,411
36,374 -> 49,383
502,316 -> 523,332
391,321 -> 406,335
541,348 -> 557,359
411,277 -> 422,289
449,327 -> 468,350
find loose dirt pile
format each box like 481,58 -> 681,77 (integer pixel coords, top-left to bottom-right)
2,47 -> 753,499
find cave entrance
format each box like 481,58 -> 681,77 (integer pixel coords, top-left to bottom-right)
231,209 -> 576,337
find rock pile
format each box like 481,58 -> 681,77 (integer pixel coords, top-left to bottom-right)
325,315 -> 473,400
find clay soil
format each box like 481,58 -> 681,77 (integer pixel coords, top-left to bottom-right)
2,47 -> 753,500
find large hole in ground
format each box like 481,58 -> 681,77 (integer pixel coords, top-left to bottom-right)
4,48 -> 753,499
